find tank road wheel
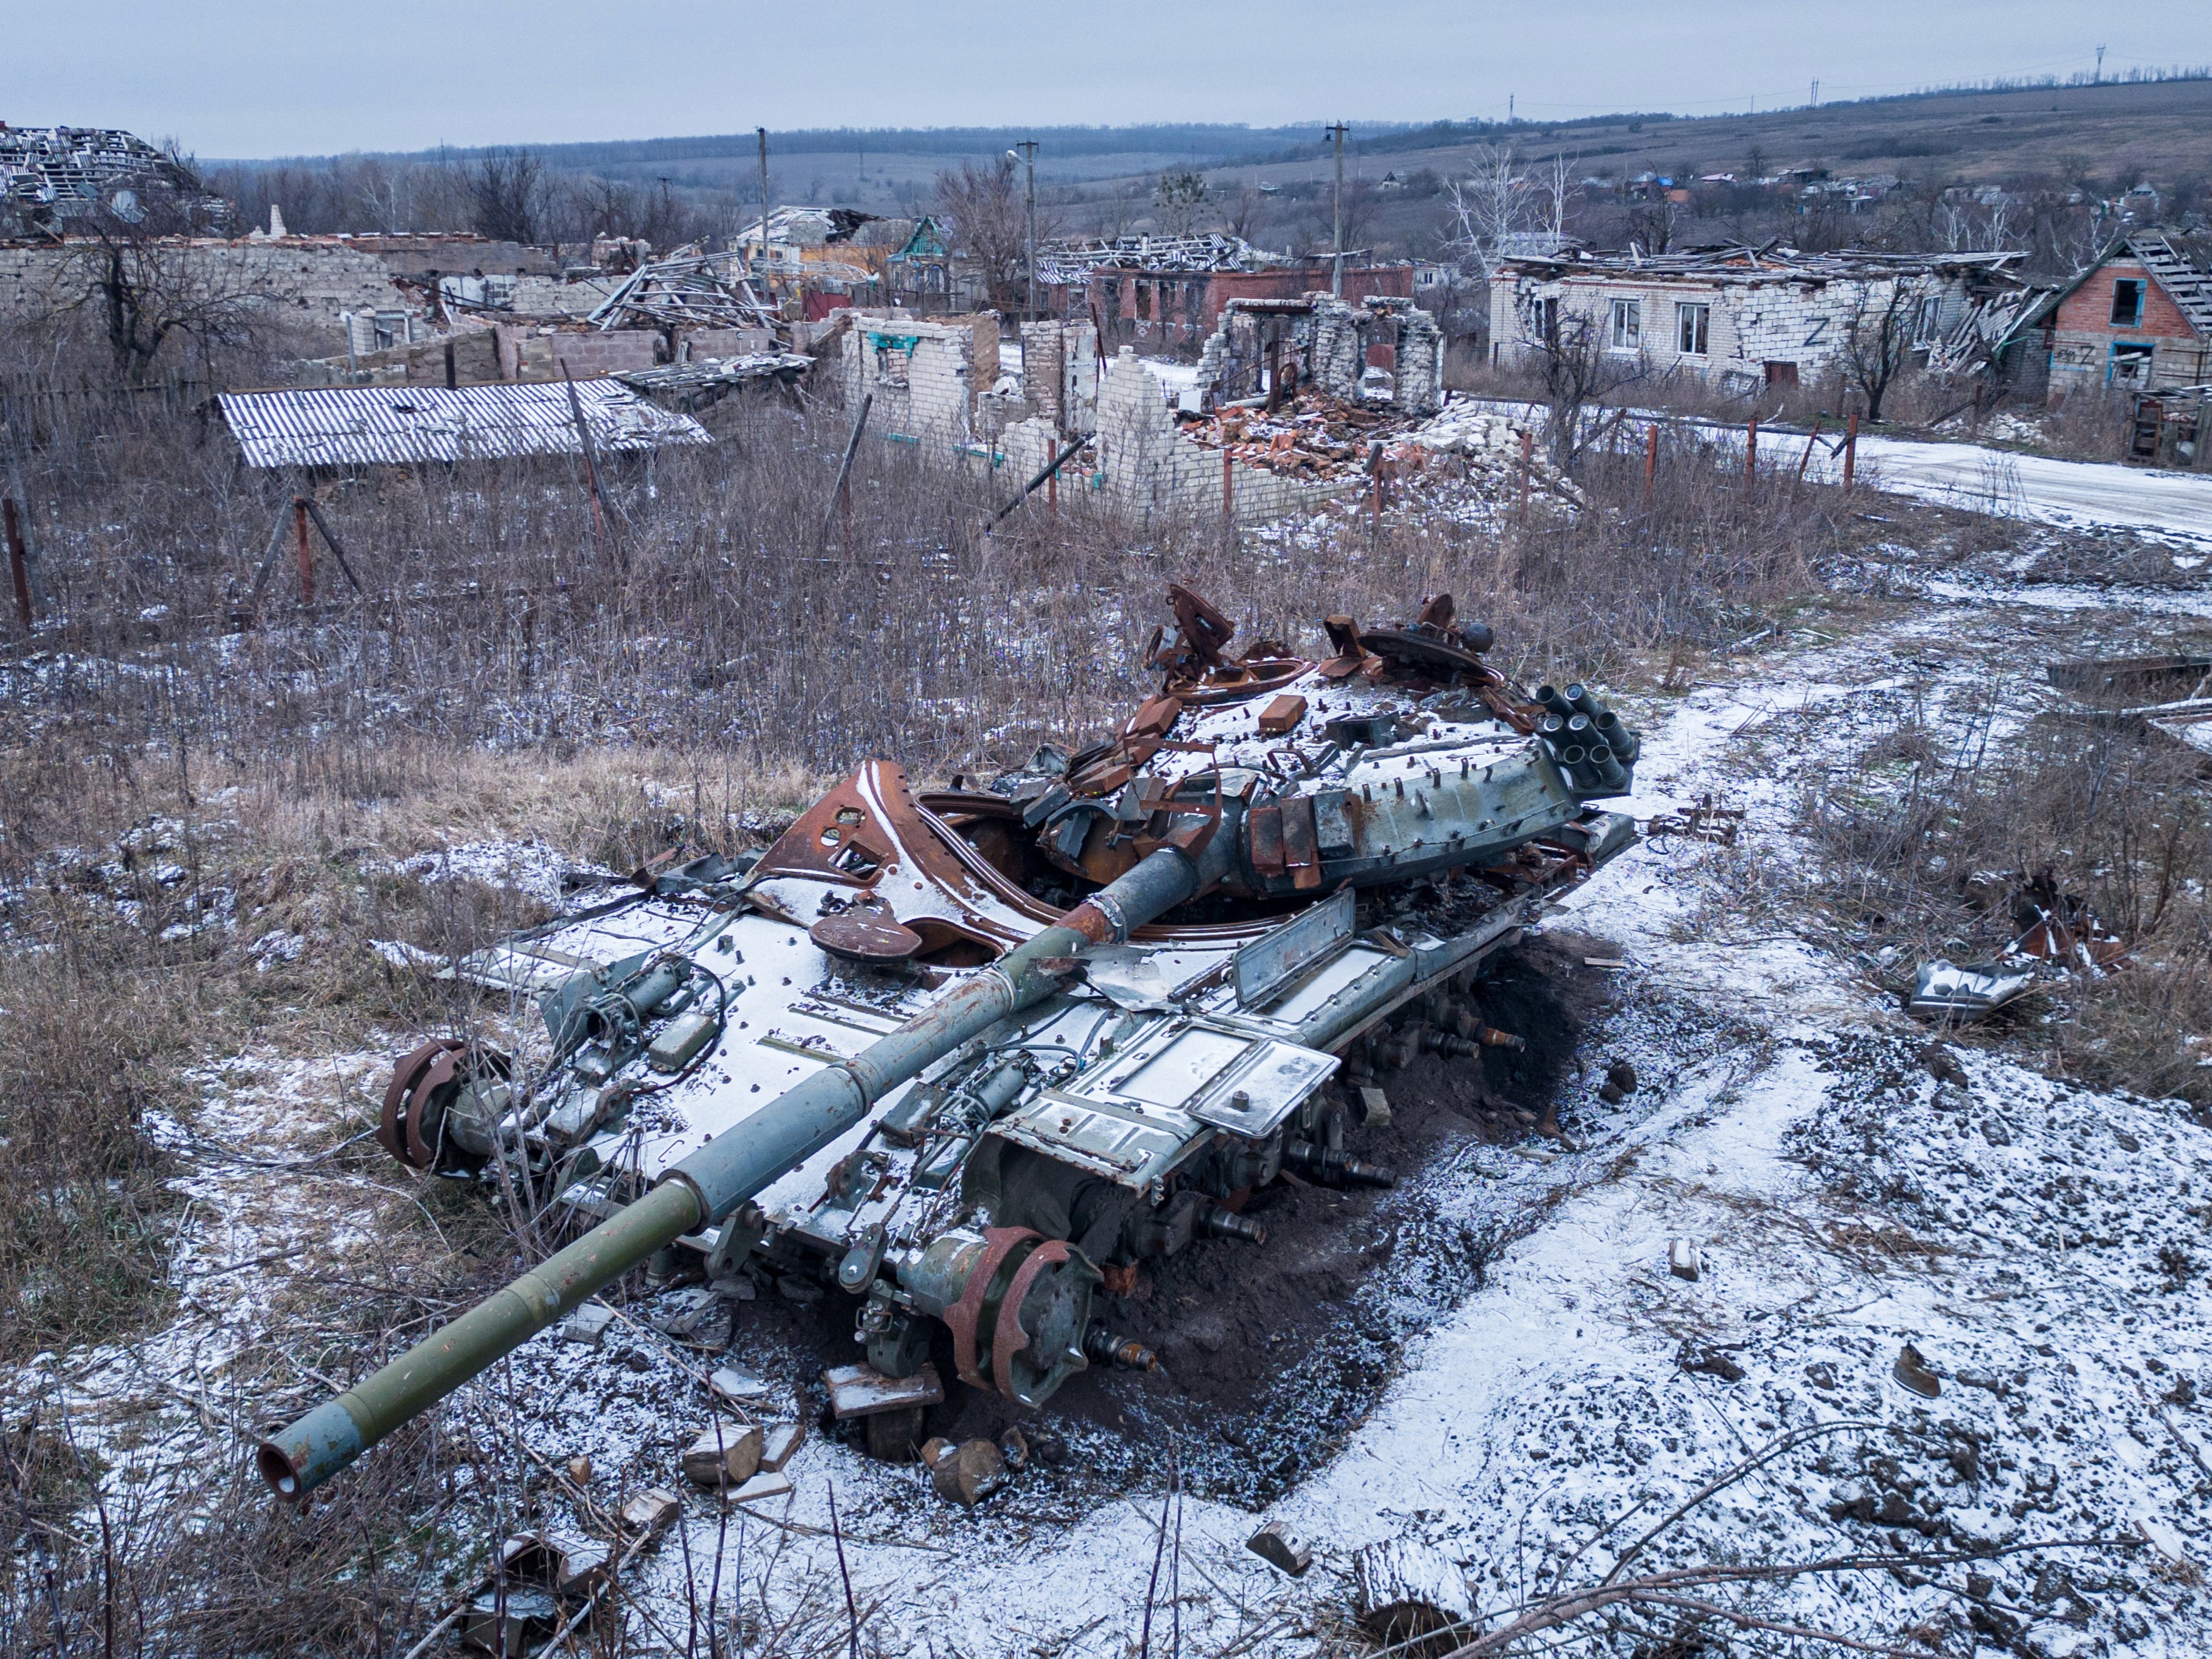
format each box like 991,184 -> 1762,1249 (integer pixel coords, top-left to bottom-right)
377,1039 -> 511,1175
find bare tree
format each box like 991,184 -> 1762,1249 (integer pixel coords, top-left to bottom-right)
467,150 -> 547,244
1098,176 -> 1147,243
1840,280 -> 1924,422
1152,170 -> 1210,238
1528,307 -> 1647,475
45,200 -> 267,385
934,156 -> 1026,308
1445,144 -> 1539,281
1221,182 -> 1270,246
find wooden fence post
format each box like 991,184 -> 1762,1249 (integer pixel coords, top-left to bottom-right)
1643,422 -> 1658,506
3,497 -> 31,628
1796,416 -> 1825,483
1518,430 -> 1533,525
1744,416 -> 1758,483
293,497 -> 316,606
1843,411 -> 1859,494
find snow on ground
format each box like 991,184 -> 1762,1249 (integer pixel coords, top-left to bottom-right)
1844,438 -> 2212,551
448,579 -> 2212,1655
1433,394 -> 2212,553
17,540 -> 2212,1655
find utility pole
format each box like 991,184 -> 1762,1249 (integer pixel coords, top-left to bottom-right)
2094,44 -> 2106,84
1326,121 -> 1348,298
756,128 -> 771,280
1011,139 -> 1039,321
1811,77 -> 1819,107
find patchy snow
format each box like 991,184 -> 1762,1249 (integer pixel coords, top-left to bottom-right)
18,508 -> 2212,1655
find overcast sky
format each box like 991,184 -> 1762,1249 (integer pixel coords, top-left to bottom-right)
4,2 -> 2206,159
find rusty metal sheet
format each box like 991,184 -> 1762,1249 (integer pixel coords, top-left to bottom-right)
1257,693 -> 1308,736
809,908 -> 924,963
1281,794 -> 1321,889
1247,803 -> 1286,875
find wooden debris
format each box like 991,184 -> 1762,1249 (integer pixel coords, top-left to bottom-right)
922,1437 -> 1008,1507
681,1423 -> 765,1490
559,1302 -> 616,1348
731,1471 -> 794,1505
1247,1520 -> 1313,1576
619,1488 -> 679,1535
759,1421 -> 806,1473
824,1360 -> 944,1418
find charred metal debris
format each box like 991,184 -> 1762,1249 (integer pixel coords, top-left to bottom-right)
262,586 -> 1642,1500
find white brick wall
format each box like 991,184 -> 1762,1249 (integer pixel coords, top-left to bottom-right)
0,241 -> 409,345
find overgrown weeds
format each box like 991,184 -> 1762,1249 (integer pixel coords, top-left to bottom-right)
1803,695 -> 2212,1102
0,329 -> 1874,1653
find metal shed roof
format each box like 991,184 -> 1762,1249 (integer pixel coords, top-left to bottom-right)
216,380 -> 713,469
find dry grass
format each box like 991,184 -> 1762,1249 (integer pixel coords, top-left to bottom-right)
1803,700 -> 2212,1103
0,325 -> 1872,1653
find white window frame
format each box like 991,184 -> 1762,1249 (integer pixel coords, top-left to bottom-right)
1676,301 -> 1710,356
1608,297 -> 1641,353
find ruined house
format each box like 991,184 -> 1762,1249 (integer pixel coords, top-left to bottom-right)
1488,244 -> 2028,392
2030,229 -> 2212,396
0,125 -> 230,237
1197,294 -> 1443,418
1039,234 -> 1416,346
835,312 -> 1004,450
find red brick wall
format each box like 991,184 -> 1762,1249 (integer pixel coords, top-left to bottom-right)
1206,266 -> 1414,312
2055,260 -> 2197,341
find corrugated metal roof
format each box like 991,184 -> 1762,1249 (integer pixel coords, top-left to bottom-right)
217,380 -> 713,469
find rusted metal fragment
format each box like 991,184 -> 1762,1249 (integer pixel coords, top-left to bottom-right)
1257,693 -> 1307,736
810,907 -> 924,963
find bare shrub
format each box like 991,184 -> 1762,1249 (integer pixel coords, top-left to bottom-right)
1805,699 -> 2212,1101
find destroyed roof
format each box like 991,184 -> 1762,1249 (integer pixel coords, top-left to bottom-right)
1496,241 -> 2028,284
2036,228 -> 2212,339
0,124 -> 230,232
615,352 -> 813,404
1037,233 -> 1285,283
738,206 -> 886,249
586,248 -> 781,333
216,381 -> 712,468
1925,284 -> 2063,376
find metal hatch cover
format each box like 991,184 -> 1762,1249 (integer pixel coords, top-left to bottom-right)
1234,887 -> 1356,1007
1070,1018 -> 1338,1138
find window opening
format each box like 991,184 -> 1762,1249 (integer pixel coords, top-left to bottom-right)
1676,302 -> 1710,356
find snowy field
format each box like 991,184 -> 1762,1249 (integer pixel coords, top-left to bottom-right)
12,508 -> 2212,1657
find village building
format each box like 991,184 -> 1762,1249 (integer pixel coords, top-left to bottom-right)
2031,229 -> 2212,396
1039,233 -> 1416,346
1488,243 -> 2030,393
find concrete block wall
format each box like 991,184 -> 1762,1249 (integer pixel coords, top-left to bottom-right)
504,329 -> 663,380
1094,347 -> 1343,525
1495,270 -> 1974,388
683,327 -> 774,359
509,274 -> 619,318
0,240 -> 404,345
839,317 -> 977,448
1017,319 -> 1099,433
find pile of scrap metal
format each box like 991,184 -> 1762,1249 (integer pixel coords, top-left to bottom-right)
616,351 -> 814,410
259,583 -> 1644,1503
1909,866 -> 2127,1023
587,247 -> 784,334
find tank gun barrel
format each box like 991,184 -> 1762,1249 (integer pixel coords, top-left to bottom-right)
258,836 -> 1233,1500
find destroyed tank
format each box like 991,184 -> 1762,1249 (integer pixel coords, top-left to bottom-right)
259,587 -> 1642,1498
